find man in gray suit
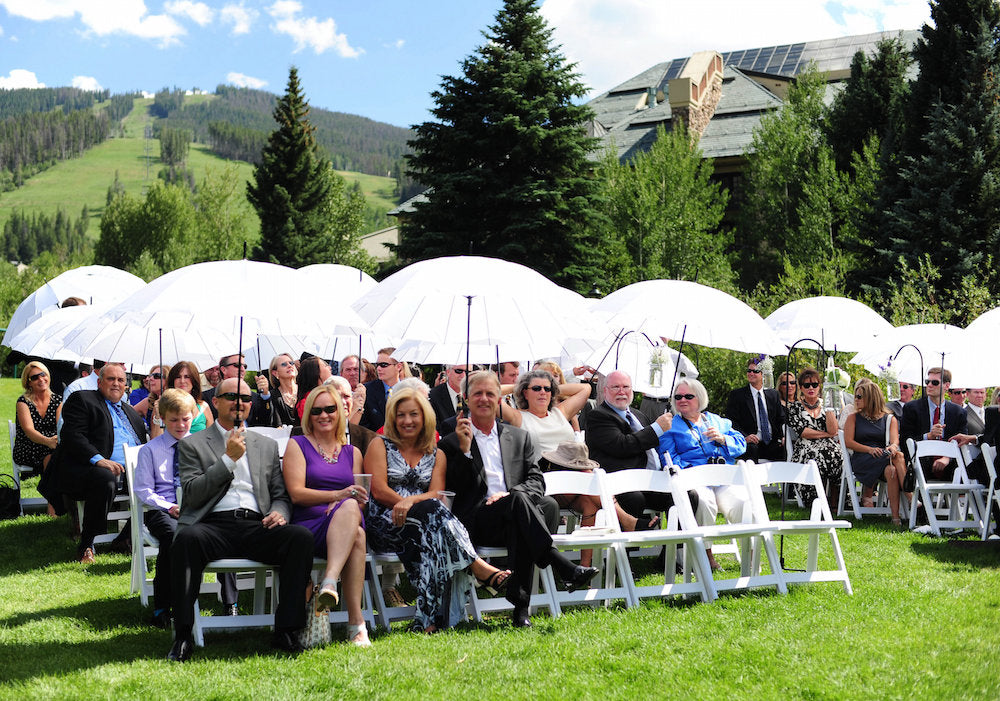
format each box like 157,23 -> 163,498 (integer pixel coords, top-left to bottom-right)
964,388 -> 987,438
167,378 -> 313,662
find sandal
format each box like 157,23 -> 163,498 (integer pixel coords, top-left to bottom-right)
317,579 -> 339,610
476,569 -> 511,596
861,497 -> 875,508
346,623 -> 371,648
635,514 -> 661,531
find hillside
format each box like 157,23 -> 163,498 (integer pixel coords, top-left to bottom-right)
0,97 -> 399,238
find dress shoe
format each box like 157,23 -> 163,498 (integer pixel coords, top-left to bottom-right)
78,547 -> 95,565
271,630 -> 305,654
167,635 -> 194,662
224,604 -> 239,616
511,606 -> 532,628
564,565 -> 599,593
150,610 -> 172,629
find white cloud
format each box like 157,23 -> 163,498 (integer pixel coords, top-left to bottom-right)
540,0 -> 931,96
71,75 -> 102,91
267,0 -> 361,57
386,38 -> 404,49
221,3 -> 256,35
0,68 -> 45,89
226,71 -> 267,89
0,0 -> 187,47
165,0 -> 214,27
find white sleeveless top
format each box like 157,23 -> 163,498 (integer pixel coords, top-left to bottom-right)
519,409 -> 574,454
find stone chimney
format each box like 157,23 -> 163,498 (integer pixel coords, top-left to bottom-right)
668,51 -> 724,137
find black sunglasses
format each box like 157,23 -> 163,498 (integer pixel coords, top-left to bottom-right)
274,361 -> 294,369
925,379 -> 941,386
747,368 -> 762,374
854,394 -> 864,399
29,371 -> 47,381
527,385 -> 552,393
217,392 -> 252,402
800,382 -> 820,389
223,362 -> 248,370
780,380 -> 796,386
149,372 -> 163,379
310,405 -> 338,416
674,393 -> 696,401
452,368 -> 468,375
374,361 -> 396,368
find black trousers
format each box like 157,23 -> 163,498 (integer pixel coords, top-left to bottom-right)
170,512 -> 313,632
616,489 -> 699,524
469,491 -> 570,608
67,465 -> 116,556
144,510 -> 177,611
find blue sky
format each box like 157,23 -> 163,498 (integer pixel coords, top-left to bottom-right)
0,1 -> 933,128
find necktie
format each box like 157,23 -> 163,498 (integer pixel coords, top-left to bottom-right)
627,412 -> 660,470
933,405 -> 940,426
112,403 -> 141,445
171,446 -> 181,491
757,391 -> 771,444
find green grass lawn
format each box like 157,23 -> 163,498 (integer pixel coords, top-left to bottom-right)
1,377 -> 998,699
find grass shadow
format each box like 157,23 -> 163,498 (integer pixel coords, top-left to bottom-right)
910,538 -> 1000,569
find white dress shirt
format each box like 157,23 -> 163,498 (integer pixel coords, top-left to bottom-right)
472,423 -> 507,497
212,422 -> 262,513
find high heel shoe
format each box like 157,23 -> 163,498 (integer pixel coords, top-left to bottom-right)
346,623 -> 371,648
475,569 -> 511,596
317,579 -> 339,610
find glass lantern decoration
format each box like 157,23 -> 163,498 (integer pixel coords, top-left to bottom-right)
758,355 -> 775,390
823,357 -> 851,413
878,361 -> 900,402
648,347 -> 666,390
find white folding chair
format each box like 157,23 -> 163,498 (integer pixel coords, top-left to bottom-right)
742,460 -> 853,594
836,430 -> 902,520
7,419 -> 48,515
905,438 -> 987,536
368,550 -> 418,629
123,444 -> 157,606
978,443 -> 999,541
540,468 -> 635,615
192,559 -> 277,646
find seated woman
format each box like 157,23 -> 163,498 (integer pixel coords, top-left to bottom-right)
13,360 -> 62,478
150,361 -> 214,438
658,378 -> 749,569
295,356 -> 333,419
268,353 -> 299,426
131,364 -> 169,428
364,387 -> 510,633
283,385 -> 370,647
843,380 -> 907,525
786,366 -> 843,510
777,372 -> 797,408
533,361 -> 582,431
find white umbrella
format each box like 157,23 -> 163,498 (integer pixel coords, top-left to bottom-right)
591,280 -> 786,356
579,330 -> 698,398
63,260 -> 371,367
4,305 -> 102,362
298,264 -> 377,302
352,256 -> 607,361
849,323 -> 989,386
765,296 -> 893,352
393,339 -> 536,367
2,265 -> 145,346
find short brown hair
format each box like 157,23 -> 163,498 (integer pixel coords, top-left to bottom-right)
927,366 -> 952,384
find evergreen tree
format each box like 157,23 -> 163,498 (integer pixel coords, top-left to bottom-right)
247,67 -> 333,266
399,0 -> 604,292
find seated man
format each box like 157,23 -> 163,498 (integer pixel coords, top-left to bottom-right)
359,347 -> 402,431
202,353 -> 274,427
167,378 -> 314,662
724,357 -> 785,462
440,371 -> 598,628
428,364 -> 472,436
52,362 -> 147,563
901,367 -> 967,480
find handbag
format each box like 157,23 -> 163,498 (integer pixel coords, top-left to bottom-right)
0,474 -> 21,520
297,580 -> 332,649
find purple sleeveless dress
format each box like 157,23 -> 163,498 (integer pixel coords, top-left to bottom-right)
289,435 -> 362,556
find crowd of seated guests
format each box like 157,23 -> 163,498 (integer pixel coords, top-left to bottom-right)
15,345 -> 994,660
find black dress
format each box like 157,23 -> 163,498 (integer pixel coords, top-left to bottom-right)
849,414 -> 891,487
13,393 -> 61,472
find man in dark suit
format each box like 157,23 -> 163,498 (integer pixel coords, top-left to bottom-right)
428,364 -> 471,436
202,353 -> 274,427
901,367 -> 968,479
359,347 -> 401,431
724,358 -> 785,462
439,371 -> 598,628
964,388 -> 987,438
52,363 -> 147,563
167,377 -> 314,662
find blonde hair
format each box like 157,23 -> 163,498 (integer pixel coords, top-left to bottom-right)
158,388 -> 196,417
384,388 -> 437,454
301,385 -> 347,443
21,361 -> 49,392
854,380 -> 889,421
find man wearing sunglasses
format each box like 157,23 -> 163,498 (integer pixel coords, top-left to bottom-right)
202,353 -> 274,427
428,364 -> 473,436
724,358 -> 785,462
360,347 -> 402,431
900,367 -> 967,479
167,377 -> 313,662
887,381 -> 916,421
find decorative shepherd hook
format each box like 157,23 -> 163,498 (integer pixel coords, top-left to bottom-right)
666,324 -> 689,400
892,343 -> 925,392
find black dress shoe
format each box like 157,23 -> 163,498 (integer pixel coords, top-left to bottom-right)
511,606 -> 532,628
224,604 -> 238,616
150,610 -> 172,629
565,565 -> 600,592
271,630 -> 305,654
167,635 -> 194,662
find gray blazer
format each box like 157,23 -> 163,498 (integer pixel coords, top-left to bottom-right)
967,405 -> 987,436
175,425 -> 291,528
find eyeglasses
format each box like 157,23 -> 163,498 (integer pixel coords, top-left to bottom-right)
925,379 -> 941,386
779,380 -> 796,386
223,362 -> 248,370
900,384 -> 912,390
374,361 -> 397,368
310,405 -> 338,415
527,385 -> 552,393
747,369 -> 762,374
854,394 -> 864,399
217,392 -> 253,402
274,361 -> 294,369
950,390 -> 967,395
149,372 -> 163,379
674,393 -> 696,401
452,368 -> 468,375
800,382 -> 820,389
607,385 -> 631,392
29,371 -> 47,381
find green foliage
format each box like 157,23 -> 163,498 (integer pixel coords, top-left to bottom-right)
150,87 -> 184,118
158,127 -> 192,167
1,209 -> 92,264
247,67 -> 337,267
594,123 -> 732,289
193,165 -> 257,261
399,0 -> 605,293
306,169 -> 377,273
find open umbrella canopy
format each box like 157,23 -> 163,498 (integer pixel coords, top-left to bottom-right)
590,280 -> 785,355
2,265 -> 145,346
579,330 -> 698,398
765,296 -> 892,352
297,264 -> 376,302
62,260 -> 370,367
4,304 -> 103,363
352,256 -> 607,361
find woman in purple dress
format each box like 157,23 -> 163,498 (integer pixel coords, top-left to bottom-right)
284,385 -> 370,647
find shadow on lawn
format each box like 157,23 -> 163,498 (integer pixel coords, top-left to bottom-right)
910,538 -> 1000,569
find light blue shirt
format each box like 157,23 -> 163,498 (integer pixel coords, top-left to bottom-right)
89,399 -> 142,465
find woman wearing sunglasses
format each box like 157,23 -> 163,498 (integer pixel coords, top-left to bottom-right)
658,378 -> 748,570
267,353 -> 299,427
777,372 -> 797,408
149,361 -> 214,438
13,361 -> 62,478
283,384 -> 371,647
786,366 -> 842,510
843,380 -> 906,526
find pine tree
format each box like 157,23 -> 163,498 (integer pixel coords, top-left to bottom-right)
247,67 -> 332,267
399,0 -> 604,292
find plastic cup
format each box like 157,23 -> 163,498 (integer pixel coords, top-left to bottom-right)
437,490 -> 455,512
353,473 -> 372,502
